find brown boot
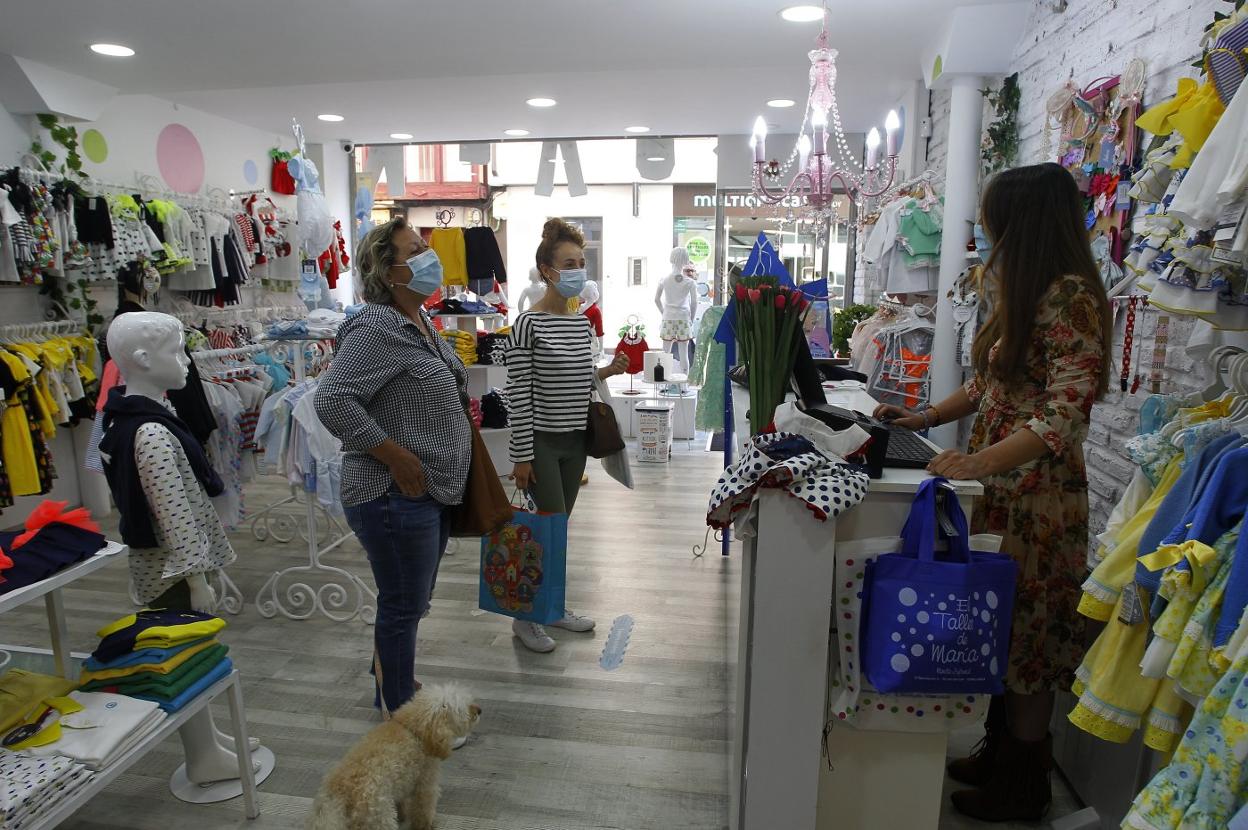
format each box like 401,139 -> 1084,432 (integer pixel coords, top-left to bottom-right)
947,695 -> 1005,787
950,732 -> 1053,823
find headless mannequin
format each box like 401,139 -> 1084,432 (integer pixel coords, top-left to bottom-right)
654,247 -> 698,373
105,313 -> 259,784
517,267 -> 546,315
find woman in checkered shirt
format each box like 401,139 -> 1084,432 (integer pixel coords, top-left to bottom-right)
314,217 -> 472,719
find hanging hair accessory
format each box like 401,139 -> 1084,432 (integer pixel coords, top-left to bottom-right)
1120,295 -> 1138,392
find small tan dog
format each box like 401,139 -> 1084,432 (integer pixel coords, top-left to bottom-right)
308,685 -> 481,830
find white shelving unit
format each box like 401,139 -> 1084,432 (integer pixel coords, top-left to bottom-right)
0,541 -> 262,826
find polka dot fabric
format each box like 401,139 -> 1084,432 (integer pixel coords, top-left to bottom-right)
707,432 -> 870,530
829,533 -> 997,733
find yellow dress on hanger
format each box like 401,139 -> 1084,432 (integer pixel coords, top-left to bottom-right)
0,350 -> 42,496
430,227 -> 468,286
1136,77 -> 1228,169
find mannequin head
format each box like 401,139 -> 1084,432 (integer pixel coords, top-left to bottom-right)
528,267 -> 542,285
580,280 -> 600,306
107,312 -> 190,399
670,246 -> 691,278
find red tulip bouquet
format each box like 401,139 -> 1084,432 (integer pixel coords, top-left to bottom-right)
732,276 -> 811,435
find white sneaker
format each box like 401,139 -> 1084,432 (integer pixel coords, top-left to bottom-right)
549,611 -> 596,632
512,619 -> 557,653
452,734 -> 468,750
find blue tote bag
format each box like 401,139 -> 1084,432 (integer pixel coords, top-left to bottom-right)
479,502 -> 568,625
861,478 -> 1018,695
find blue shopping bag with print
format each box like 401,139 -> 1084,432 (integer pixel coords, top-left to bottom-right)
861,478 -> 1017,695
479,499 -> 567,625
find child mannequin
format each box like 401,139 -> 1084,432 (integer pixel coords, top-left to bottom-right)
102,312 -> 260,785
654,247 -> 698,373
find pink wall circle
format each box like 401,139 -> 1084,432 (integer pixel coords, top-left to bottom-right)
156,124 -> 205,193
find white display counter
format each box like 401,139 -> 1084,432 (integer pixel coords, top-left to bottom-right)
728,386 -> 983,830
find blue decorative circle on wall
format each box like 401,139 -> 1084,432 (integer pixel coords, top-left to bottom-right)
243,159 -> 259,185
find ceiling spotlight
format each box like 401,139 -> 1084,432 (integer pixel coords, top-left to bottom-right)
780,5 -> 825,22
646,156 -> 667,162
625,126 -> 651,133
526,97 -> 557,108
317,114 -> 345,122
89,43 -> 135,57
389,132 -> 413,140
767,99 -> 796,108
504,128 -> 531,136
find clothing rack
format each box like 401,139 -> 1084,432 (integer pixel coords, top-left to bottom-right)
0,320 -> 84,340
235,337 -> 376,625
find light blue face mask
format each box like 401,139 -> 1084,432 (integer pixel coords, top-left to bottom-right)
402,249 -> 444,296
552,267 -> 588,298
973,223 -> 992,261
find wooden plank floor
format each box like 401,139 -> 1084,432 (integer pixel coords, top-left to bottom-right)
2,444 -> 736,830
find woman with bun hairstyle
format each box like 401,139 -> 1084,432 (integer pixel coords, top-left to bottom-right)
503,218 -> 630,653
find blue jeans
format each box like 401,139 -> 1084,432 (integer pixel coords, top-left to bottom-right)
344,491 -> 449,714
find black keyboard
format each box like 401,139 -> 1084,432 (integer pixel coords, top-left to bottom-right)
882,424 -> 937,468
801,403 -> 937,477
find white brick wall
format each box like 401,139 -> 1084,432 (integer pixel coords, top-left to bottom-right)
922,0 -> 1223,542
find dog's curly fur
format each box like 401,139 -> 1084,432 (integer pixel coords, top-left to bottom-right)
307,685 -> 481,830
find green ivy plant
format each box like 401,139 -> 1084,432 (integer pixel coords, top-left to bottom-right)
31,113 -> 88,180
67,278 -> 104,335
981,73 -> 1021,174
831,304 -> 877,356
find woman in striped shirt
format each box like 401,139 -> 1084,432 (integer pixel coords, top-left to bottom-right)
505,218 -> 629,653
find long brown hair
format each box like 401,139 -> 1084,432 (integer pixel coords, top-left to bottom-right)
973,163 -> 1112,396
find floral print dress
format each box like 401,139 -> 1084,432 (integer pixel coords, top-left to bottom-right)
965,274 -> 1106,694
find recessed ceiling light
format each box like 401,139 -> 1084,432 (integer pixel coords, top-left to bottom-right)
89,43 -> 135,57
317,113 -> 345,122
780,5 -> 825,22
625,126 -> 651,133
767,99 -> 796,108
646,156 -> 667,162
526,97 -> 557,108
504,128 -> 531,137
389,132 -> 413,140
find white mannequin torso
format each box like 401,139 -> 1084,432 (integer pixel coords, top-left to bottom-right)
655,273 -> 698,321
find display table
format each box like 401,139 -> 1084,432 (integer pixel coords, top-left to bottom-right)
728,388 -> 984,830
0,541 -> 264,824
606,380 -> 697,440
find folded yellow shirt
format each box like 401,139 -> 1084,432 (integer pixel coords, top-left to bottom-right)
96,612 -> 226,647
78,638 -> 219,684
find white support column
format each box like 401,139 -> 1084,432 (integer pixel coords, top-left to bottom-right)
929,74 -> 984,448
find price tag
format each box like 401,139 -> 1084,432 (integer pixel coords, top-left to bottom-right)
1118,582 -> 1146,626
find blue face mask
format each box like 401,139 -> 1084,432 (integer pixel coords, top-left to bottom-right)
402,249 -> 443,296
552,267 -> 588,298
973,223 -> 992,261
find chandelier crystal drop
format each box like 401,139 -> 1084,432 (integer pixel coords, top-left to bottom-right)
749,7 -> 900,224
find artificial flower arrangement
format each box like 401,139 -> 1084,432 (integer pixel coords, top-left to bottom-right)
732,276 -> 811,435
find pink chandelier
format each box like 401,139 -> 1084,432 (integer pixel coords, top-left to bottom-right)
750,12 -> 900,222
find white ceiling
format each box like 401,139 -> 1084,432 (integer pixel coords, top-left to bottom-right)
0,0 -> 1011,143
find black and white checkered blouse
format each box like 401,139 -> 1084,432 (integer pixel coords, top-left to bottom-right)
313,304 -> 471,509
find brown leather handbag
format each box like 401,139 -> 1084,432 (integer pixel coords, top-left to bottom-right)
586,399 -> 626,459
450,423 -> 513,537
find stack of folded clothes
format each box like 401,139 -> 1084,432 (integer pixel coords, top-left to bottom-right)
439,329 -> 477,366
0,502 -> 107,595
0,669 -> 75,741
476,331 -> 508,366
16,691 -> 166,771
0,752 -> 92,830
480,389 -> 510,429
78,610 -> 233,713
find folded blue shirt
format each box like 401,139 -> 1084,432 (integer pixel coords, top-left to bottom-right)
83,636 -> 211,672
130,657 -> 233,713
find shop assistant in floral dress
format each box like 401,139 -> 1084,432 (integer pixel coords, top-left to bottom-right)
875,163 -> 1112,823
